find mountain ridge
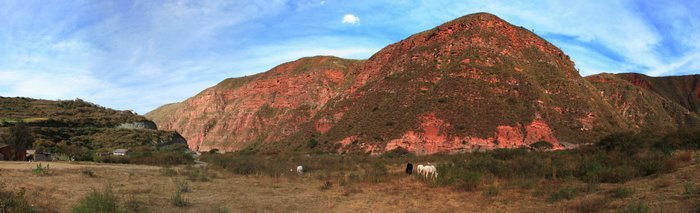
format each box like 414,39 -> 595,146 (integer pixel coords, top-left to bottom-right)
146,12 -> 697,155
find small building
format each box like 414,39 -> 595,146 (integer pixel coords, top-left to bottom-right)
113,149 -> 129,156
0,143 -> 27,161
26,150 -> 53,161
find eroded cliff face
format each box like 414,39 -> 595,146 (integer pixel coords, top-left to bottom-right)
149,13 -> 639,154
148,57 -> 363,151
382,113 -> 562,155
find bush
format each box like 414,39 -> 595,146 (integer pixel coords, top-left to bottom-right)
365,162 -> 388,183
458,171 -> 482,191
530,140 -> 554,151
71,185 -> 120,213
609,187 -> 633,199
597,132 -> 645,154
482,186 -> 499,197
32,163 -> 50,175
621,200 -> 650,213
174,179 -> 189,193
570,197 -> 607,213
380,147 -> 412,158
82,169 -> 97,178
548,187 -> 578,203
170,191 -> 188,207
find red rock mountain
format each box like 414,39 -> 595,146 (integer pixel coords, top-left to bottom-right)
146,13 -> 695,155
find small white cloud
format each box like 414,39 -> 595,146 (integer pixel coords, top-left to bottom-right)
342,14 -> 360,25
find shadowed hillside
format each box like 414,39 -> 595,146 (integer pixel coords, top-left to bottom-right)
0,96 -> 190,164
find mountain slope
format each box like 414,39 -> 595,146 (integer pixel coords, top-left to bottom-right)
148,13 -> 636,154
0,97 -> 187,159
147,56 -> 364,151
613,73 -> 700,113
586,73 -> 700,132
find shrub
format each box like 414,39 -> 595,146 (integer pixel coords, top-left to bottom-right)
170,191 -> 188,207
609,187 -> 633,199
320,181 -> 333,191
32,163 -> 50,175
597,132 -> 644,154
548,187 -> 579,203
307,139 -> 319,149
380,147 -> 412,158
530,140 -> 554,151
366,162 -> 388,183
683,181 -> 696,197
82,169 -> 97,178
621,200 -> 649,213
174,179 -> 190,193
457,171 -> 482,191
71,185 -> 120,213
482,186 -> 499,197
570,197 -> 607,213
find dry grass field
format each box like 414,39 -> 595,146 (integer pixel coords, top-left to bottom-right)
1,155 -> 699,213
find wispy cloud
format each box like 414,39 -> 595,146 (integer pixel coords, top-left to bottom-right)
0,0 -> 698,114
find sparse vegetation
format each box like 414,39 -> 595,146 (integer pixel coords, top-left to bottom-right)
0,181 -> 33,213
32,163 -> 50,175
82,168 -> 97,178
170,191 -> 189,207
548,187 -> 579,203
609,187 -> 633,199
71,185 -> 120,213
621,200 -> 650,213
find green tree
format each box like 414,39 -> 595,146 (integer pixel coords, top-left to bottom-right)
0,121 -> 34,160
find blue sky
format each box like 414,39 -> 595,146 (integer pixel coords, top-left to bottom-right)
1,0 -> 699,114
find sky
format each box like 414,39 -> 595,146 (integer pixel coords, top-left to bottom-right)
1,0 -> 699,114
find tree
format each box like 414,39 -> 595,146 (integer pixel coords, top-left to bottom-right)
530,140 -> 554,151
1,121 -> 35,160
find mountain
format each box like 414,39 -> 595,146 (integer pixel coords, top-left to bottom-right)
585,74 -> 700,132
148,13 -> 656,155
0,97 -> 187,160
612,73 -> 700,113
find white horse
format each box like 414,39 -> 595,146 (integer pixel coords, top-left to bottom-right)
423,165 -> 438,180
296,165 -> 304,175
416,164 -> 425,176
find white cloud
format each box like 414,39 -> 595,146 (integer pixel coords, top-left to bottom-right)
342,14 -> 360,24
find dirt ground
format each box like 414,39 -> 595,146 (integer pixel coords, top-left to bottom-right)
1,158 -> 699,213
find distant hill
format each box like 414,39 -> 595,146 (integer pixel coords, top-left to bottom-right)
612,73 -> 700,113
147,12 -> 697,155
0,97 -> 187,161
586,74 -> 700,132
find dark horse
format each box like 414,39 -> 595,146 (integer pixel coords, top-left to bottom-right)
405,163 -> 413,175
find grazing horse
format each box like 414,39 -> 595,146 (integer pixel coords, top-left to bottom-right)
405,163 -> 413,175
416,164 -> 425,176
424,165 -> 438,180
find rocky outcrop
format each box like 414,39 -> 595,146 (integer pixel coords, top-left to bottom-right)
383,113 -> 562,155
148,13 -> 660,154
117,121 -> 157,130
